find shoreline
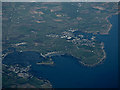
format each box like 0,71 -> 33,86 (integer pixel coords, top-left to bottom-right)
78,42 -> 106,67
78,13 -> 118,67
2,13 -> 118,67
100,12 -> 118,35
36,61 -> 54,65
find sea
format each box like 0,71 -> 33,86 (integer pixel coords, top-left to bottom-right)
3,15 -> 118,88
31,15 -> 118,88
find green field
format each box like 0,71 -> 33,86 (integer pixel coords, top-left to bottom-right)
2,2 -> 118,88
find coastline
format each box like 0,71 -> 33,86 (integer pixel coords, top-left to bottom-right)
100,12 -> 118,35
78,42 -> 106,67
2,12 -> 118,67
78,12 -> 118,67
36,61 -> 54,65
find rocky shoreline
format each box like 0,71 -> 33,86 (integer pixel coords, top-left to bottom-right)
100,12 -> 118,35
78,42 -> 106,67
78,13 -> 118,67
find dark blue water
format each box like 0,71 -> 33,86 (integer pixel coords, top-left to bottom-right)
31,15 -> 118,88
3,15 -> 118,88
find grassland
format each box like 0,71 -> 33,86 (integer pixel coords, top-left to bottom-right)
2,2 -> 118,88
2,2 -> 118,66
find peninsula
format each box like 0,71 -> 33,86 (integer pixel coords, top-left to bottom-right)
2,2 -> 118,88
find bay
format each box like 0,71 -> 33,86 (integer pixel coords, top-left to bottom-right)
3,15 -> 118,88
31,15 -> 118,88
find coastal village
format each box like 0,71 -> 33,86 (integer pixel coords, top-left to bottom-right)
2,2 -> 118,88
2,2 -> 117,66
3,64 -> 52,88
46,29 -> 96,48
7,64 -> 31,78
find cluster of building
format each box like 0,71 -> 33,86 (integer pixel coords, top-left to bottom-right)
8,64 -> 32,78
60,31 -> 74,40
71,38 -> 95,47
46,34 -> 59,38
12,42 -> 27,47
46,29 -> 96,48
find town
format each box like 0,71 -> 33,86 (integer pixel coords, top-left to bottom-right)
7,64 -> 32,79
46,29 -> 96,48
